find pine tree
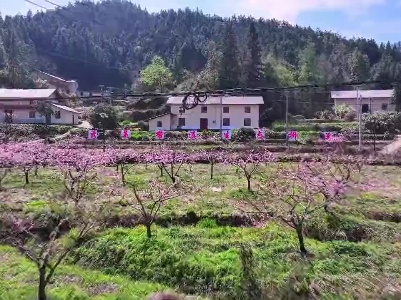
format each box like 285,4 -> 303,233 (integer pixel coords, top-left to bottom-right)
218,21 -> 240,89
245,21 -> 263,88
348,48 -> 370,82
393,63 -> 401,111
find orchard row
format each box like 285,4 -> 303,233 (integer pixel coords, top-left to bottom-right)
88,128 -> 345,142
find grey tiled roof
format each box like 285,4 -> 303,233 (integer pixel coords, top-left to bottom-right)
331,89 -> 394,99
167,96 -> 264,105
0,89 -> 57,99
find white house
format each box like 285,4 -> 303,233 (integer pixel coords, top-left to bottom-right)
0,89 -> 80,125
148,96 -> 264,131
331,89 -> 395,113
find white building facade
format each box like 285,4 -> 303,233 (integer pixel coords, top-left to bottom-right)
148,96 -> 264,131
331,89 -> 395,113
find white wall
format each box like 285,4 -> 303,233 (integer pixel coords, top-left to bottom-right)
0,108 -> 79,125
335,97 -> 395,112
11,108 -> 46,124
169,104 -> 260,130
51,109 -> 80,125
149,114 -> 172,131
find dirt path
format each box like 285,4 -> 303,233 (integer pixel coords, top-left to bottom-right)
380,135 -> 401,155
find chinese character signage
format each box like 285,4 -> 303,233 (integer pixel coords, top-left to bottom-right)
222,130 -> 232,140
255,128 -> 265,140
155,130 -> 165,140
187,130 -> 198,140
322,132 -> 333,141
88,129 -> 98,140
287,130 -> 298,141
321,132 -> 344,143
121,129 -> 131,140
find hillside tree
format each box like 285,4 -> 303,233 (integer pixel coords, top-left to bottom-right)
218,21 -> 240,89
348,48 -> 370,82
140,56 -> 174,92
245,21 -> 263,88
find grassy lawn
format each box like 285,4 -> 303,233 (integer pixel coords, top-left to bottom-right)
2,162 -> 401,298
0,245 -> 175,300
74,224 -> 401,299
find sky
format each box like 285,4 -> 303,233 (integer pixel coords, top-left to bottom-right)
1,0 -> 401,43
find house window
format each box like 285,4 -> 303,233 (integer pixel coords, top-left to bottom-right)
382,103 -> 388,111
54,111 -> 61,119
362,104 -> 369,113
178,118 -> 186,127
244,118 -> 252,127
245,106 -> 251,113
29,111 -> 36,119
157,121 -> 162,127
201,106 -> 207,113
223,107 -> 229,113
223,118 -> 230,126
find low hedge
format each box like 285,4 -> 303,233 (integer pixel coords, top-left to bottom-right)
272,122 -> 358,132
298,119 -> 348,124
0,124 -> 72,139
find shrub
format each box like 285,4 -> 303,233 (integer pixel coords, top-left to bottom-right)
232,127 -> 256,142
335,104 -> 355,119
121,120 -> 131,126
164,131 -> 187,140
363,112 -> 401,134
88,104 -> 119,130
344,110 -> 357,122
137,120 -> 149,131
316,110 -> 336,120
273,123 -> 356,132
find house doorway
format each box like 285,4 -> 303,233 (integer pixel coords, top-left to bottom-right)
4,110 -> 13,124
200,118 -> 208,130
45,113 -> 51,125
362,104 -> 370,113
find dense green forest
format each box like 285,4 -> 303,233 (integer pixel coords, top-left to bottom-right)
1,0 -> 401,119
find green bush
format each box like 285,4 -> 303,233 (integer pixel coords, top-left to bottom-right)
137,120 -> 149,131
164,131 -> 187,140
232,127 -> 256,142
362,112 -> 401,134
335,104 -> 355,119
88,104 -> 119,130
121,120 -> 131,126
272,123 -> 357,132
315,110 -> 336,120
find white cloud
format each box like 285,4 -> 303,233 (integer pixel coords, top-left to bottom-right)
231,0 -> 386,23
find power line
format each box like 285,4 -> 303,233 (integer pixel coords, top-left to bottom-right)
25,0 -> 49,10
0,78 -> 398,102
43,0 -> 105,26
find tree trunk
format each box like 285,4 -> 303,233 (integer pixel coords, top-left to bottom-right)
25,171 -> 29,185
116,164 -> 119,171
159,165 -> 163,177
38,266 -> 47,300
146,223 -> 152,239
296,225 -> 307,255
34,166 -> 38,176
120,164 -> 125,186
210,163 -> 214,180
247,176 -> 251,191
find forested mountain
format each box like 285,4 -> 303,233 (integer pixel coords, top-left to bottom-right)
1,0 -> 401,119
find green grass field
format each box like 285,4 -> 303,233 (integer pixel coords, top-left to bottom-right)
2,162 -> 401,299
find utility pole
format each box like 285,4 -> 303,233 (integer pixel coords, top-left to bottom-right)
357,86 -> 362,151
220,94 -> 223,137
285,91 -> 289,147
